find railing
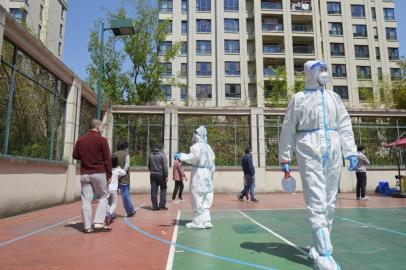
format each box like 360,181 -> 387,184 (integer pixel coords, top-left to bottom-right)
386,34 -> 397,41
354,32 -> 368,38
293,46 -> 314,54
332,72 -> 347,78
355,53 -> 370,58
225,48 -> 240,54
357,74 -> 372,80
291,3 -> 312,12
389,55 -> 400,61
264,68 -> 278,77
328,9 -> 341,15
384,16 -> 396,21
262,23 -> 284,32
292,24 -> 313,32
261,2 -> 283,10
329,30 -> 343,36
263,45 -> 284,54
331,51 -> 345,57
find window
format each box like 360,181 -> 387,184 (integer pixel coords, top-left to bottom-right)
327,2 -> 341,15
333,86 -> 349,100
159,0 -> 173,12
371,7 -> 376,20
225,40 -> 240,54
358,87 -> 373,102
59,24 -> 63,38
196,62 -> 212,76
159,41 -> 172,54
224,19 -> 239,32
181,21 -> 188,34
357,66 -> 372,80
353,25 -> 367,38
373,27 -> 378,40
197,0 -> 211,12
354,45 -> 369,59
330,43 -> 345,56
181,42 -> 187,56
196,40 -> 211,54
181,86 -> 188,100
384,8 -> 395,21
351,5 -> 365,18
182,0 -> 188,12
181,63 -> 187,77
161,85 -> 172,100
224,0 -> 239,11
225,84 -> 241,98
162,63 -> 172,77
37,25 -> 41,38
376,47 -> 381,60
386,28 -> 397,40
196,84 -> 212,99
159,19 -> 172,34
196,19 -> 211,33
263,43 -> 284,53
9,8 -> 27,23
261,0 -> 282,10
329,22 -> 343,36
390,68 -> 402,80
225,62 -> 240,76
58,42 -> 62,55
388,48 -> 399,61
332,64 -> 347,78
378,68 -> 383,80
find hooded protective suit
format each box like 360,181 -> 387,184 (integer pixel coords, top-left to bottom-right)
279,60 -> 357,270
178,126 -> 215,229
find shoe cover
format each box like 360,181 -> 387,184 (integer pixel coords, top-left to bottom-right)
313,255 -> 341,270
308,247 -> 319,261
203,222 -> 213,229
186,222 -> 205,229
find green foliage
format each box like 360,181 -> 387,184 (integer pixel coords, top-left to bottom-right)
264,66 -> 288,107
392,59 -> 406,109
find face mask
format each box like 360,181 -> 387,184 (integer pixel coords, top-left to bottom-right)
318,71 -> 330,86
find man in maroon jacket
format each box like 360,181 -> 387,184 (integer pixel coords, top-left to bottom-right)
73,119 -> 112,232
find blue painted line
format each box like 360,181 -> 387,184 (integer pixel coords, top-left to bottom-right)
0,215 -> 81,248
335,215 -> 406,237
124,217 -> 277,270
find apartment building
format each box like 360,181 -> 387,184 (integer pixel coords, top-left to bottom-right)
1,0 -> 68,58
159,0 -> 400,108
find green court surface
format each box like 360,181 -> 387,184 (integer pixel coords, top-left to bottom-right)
171,208 -> 406,270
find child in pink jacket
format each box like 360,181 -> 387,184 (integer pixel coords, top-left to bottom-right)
172,158 -> 187,201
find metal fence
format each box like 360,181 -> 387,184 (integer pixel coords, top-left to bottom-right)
79,96 -> 97,137
113,114 -> 165,166
0,39 -> 67,161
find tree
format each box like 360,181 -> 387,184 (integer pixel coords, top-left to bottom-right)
392,59 -> 406,109
264,66 -> 288,107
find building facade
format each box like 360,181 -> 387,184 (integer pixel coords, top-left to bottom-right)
1,0 -> 67,58
159,0 -> 400,108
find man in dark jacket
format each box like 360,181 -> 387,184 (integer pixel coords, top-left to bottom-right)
148,145 -> 169,210
237,147 -> 258,202
73,119 -> 112,232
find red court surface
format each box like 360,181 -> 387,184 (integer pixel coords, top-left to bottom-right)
0,193 -> 405,270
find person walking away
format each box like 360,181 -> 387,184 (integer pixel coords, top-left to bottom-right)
279,60 -> 358,270
73,119 -> 112,233
356,145 -> 370,200
114,140 -> 136,217
106,154 -> 126,224
237,147 -> 258,202
174,126 -> 216,229
148,145 -> 169,210
172,157 -> 187,202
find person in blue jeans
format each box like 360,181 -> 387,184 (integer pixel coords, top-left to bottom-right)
114,140 -> 136,217
237,147 -> 258,202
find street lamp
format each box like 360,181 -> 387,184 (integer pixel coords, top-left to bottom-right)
97,19 -> 135,119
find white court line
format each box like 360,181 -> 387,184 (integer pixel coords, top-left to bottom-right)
180,206 -> 406,212
0,215 -> 81,248
238,210 -> 308,256
165,210 -> 181,270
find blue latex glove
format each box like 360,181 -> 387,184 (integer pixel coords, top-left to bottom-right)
281,163 -> 290,173
174,152 -> 182,161
346,155 -> 358,171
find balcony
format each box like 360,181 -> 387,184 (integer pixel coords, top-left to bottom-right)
264,68 -> 278,77
329,30 -> 343,36
332,72 -> 347,78
355,53 -> 370,59
353,32 -> 367,38
262,23 -> 284,32
292,24 -> 313,32
384,15 -> 396,21
263,45 -> 284,54
294,67 -> 304,77
386,34 -> 397,41
331,51 -> 345,57
291,1 -> 312,12
357,74 -> 372,80
389,55 -> 400,61
293,45 -> 314,54
261,1 -> 282,10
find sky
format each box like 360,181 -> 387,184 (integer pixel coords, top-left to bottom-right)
63,0 -> 406,81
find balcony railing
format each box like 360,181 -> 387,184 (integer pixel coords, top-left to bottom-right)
262,23 -> 284,32
261,2 -> 283,10
292,24 -> 313,32
353,32 -> 367,38
355,53 -> 370,58
332,72 -> 347,78
264,68 -> 278,77
331,51 -> 345,57
291,3 -> 312,12
389,55 -> 400,60
387,34 -> 397,41
357,74 -> 372,80
293,46 -> 314,54
263,45 -> 284,54
329,30 -> 343,36
384,16 -> 396,21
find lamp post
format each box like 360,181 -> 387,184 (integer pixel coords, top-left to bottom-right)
97,19 -> 135,119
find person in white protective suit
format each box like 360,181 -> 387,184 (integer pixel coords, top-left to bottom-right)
174,126 -> 216,229
279,60 -> 358,270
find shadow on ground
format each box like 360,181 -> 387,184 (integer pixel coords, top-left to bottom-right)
240,242 -> 313,267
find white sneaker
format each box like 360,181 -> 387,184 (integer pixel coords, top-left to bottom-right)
186,222 -> 205,229
361,196 -> 368,200
314,255 -> 341,270
203,222 -> 213,229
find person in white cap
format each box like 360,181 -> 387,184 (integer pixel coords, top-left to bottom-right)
174,126 -> 215,229
279,60 -> 358,270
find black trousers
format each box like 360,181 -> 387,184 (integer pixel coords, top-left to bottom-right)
172,181 -> 184,200
150,174 -> 167,209
356,172 -> 367,198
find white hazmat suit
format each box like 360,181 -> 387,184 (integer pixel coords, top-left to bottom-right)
177,126 -> 216,229
279,60 -> 357,270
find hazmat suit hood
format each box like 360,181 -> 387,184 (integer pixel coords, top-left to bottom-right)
194,126 -> 208,143
304,60 -> 329,90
